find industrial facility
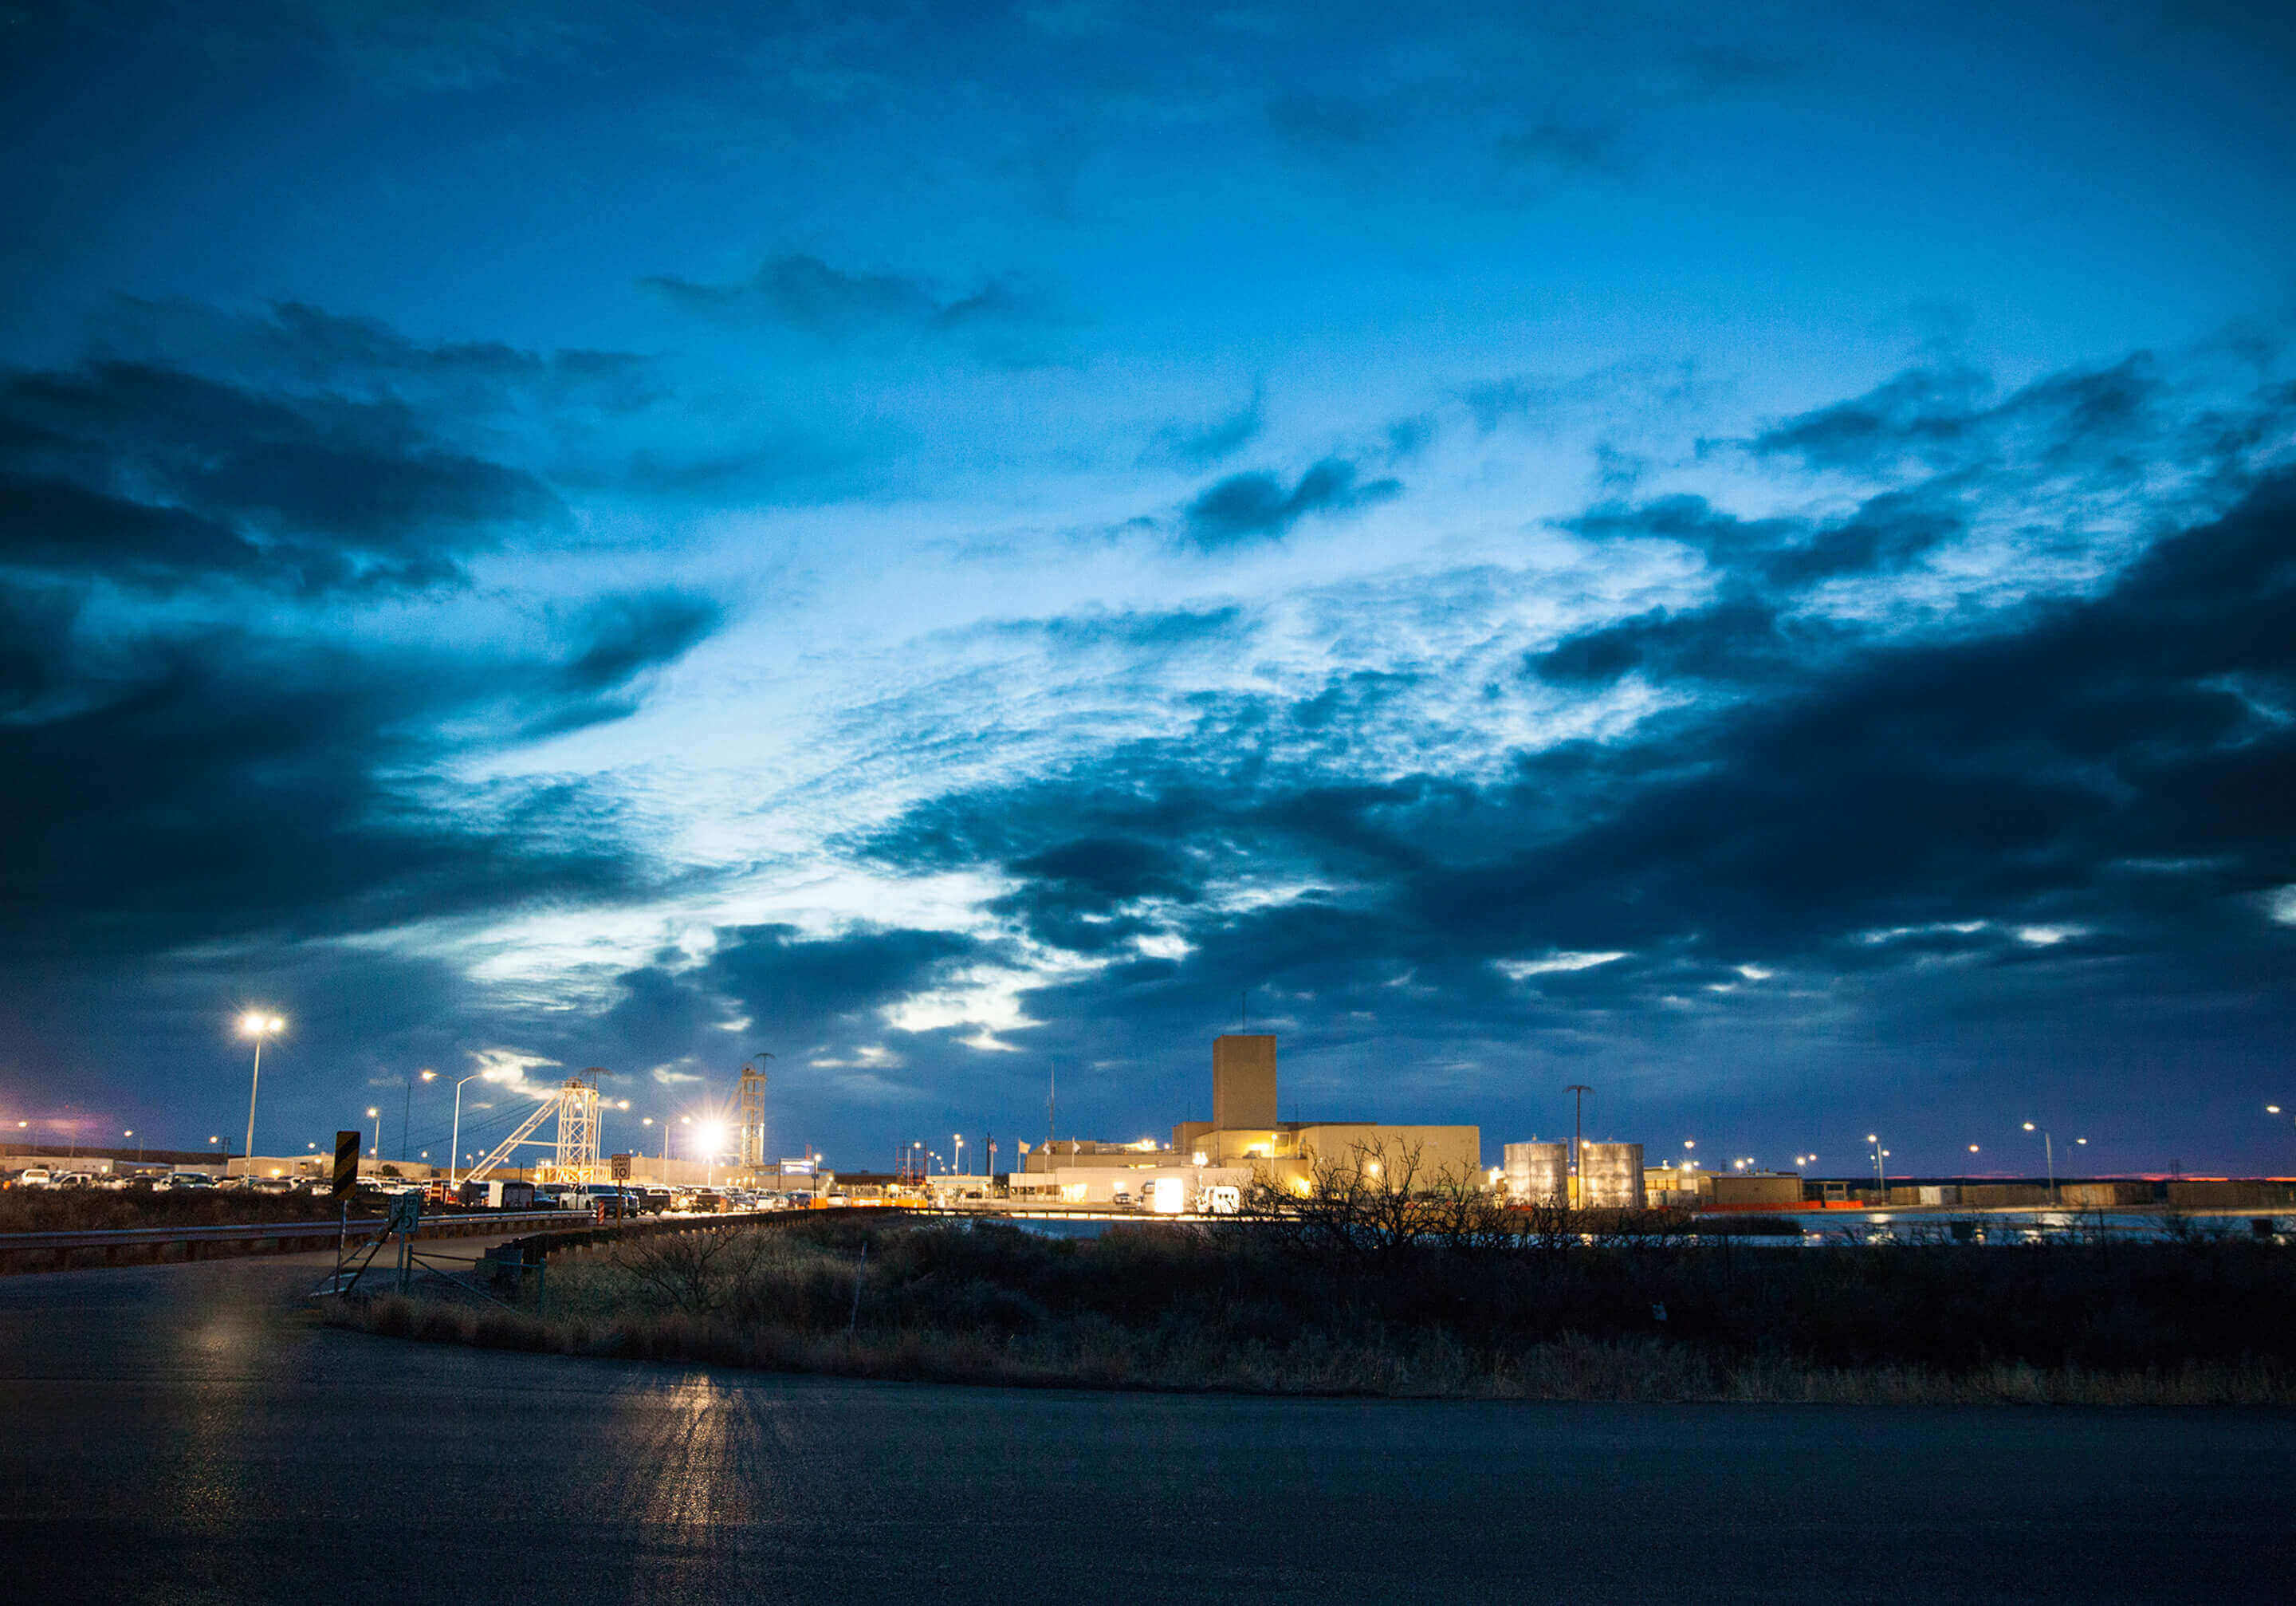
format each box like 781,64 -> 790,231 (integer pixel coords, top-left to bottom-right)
1011,1033 -> 1481,1208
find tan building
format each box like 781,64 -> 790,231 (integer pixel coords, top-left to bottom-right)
1171,1035 -> 1481,1195
1019,1035 -> 1483,1200
1706,1171 -> 1802,1206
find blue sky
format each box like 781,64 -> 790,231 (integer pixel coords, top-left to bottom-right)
2,1 -> 2293,1177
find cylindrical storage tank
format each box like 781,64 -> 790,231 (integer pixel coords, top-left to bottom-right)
1579,1143 -> 1645,1209
1504,1142 -> 1570,1204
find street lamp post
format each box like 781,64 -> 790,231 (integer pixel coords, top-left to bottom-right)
1867,1134 -> 1888,1196
954,1132 -> 965,1178
601,1099 -> 630,1171
401,1069 -> 435,1163
238,1012 -> 284,1166
448,1072 -> 486,1190
366,1108 -> 380,1166
2029,1125 -> 2085,1203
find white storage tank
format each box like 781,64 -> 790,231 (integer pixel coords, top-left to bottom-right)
1579,1143 -> 1646,1208
1504,1141 -> 1570,1205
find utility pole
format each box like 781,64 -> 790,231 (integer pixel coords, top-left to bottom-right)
1566,1084 -> 1592,1207
1047,1063 -> 1056,1150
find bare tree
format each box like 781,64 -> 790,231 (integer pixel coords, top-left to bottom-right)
607,1226 -> 775,1315
1238,1137 -> 1515,1261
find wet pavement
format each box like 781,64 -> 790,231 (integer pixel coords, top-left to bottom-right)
2,1248 -> 2291,1604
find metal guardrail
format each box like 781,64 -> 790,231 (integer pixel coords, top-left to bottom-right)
0,1209 -> 584,1260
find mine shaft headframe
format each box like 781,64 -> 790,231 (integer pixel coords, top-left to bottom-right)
737,1052 -> 773,1175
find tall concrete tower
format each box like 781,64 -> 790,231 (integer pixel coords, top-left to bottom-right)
1213,1034 -> 1278,1130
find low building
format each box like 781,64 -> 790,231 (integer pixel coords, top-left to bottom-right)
1706,1172 -> 1803,1207
1645,1163 -> 1711,1206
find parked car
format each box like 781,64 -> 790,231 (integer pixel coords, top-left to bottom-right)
11,1167 -> 53,1189
249,1176 -> 296,1195
55,1171 -> 94,1189
639,1185 -> 674,1213
167,1171 -> 216,1191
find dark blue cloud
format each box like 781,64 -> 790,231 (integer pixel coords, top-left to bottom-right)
0,356 -> 560,593
642,254 -> 1066,367
1181,457 -> 1401,549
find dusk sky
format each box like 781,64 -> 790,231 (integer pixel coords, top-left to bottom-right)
3,2 -> 2293,1178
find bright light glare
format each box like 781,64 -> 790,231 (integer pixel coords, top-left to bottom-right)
2023,1121 -> 2036,1131
696,1120 -> 728,1151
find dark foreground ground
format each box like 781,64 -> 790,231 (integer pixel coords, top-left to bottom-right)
1,1248 -> 2290,1605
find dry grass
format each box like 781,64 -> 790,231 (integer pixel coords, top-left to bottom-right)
319,1214 -> 2296,1407
324,1293 -> 2296,1405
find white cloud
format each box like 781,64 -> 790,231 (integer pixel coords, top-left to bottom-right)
466,1046 -> 561,1100
1496,951 -> 1626,980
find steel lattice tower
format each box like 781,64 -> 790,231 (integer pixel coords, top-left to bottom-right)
545,1076 -> 601,1187
737,1061 -> 769,1179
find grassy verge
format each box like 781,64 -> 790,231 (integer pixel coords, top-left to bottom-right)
320,1216 -> 2296,1405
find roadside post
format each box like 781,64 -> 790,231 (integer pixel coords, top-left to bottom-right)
330,1130 -> 360,1281
389,1189 -> 422,1293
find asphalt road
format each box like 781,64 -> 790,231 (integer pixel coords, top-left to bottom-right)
2,1249 -> 2290,1604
